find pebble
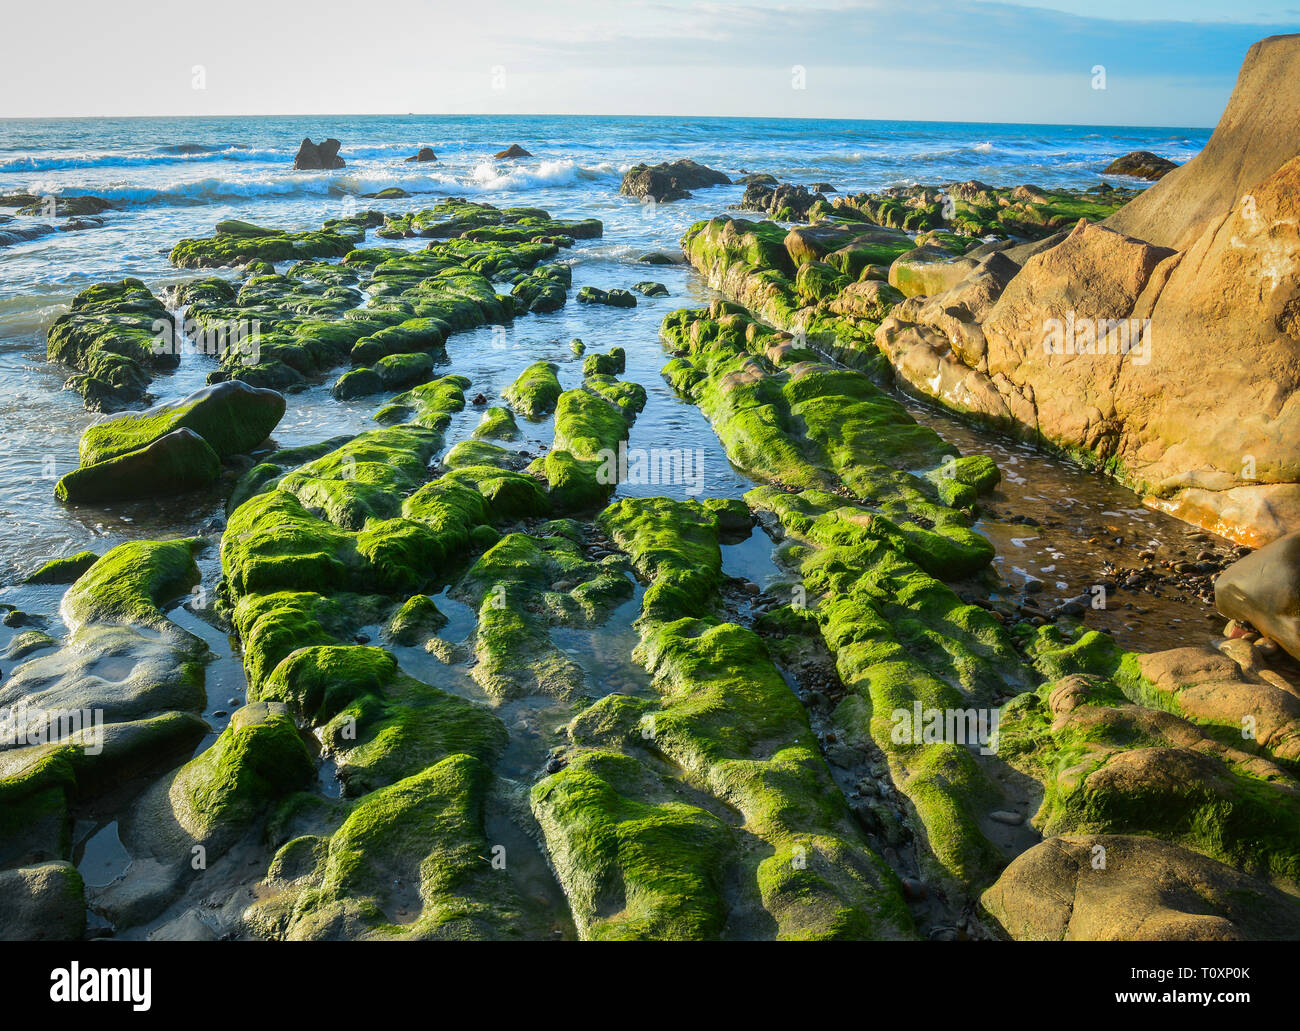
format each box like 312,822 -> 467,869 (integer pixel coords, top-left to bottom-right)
472,393 -> 487,405
989,810 -> 1024,825
901,877 -> 926,901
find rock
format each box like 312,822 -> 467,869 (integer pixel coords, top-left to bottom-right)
576,286 -> 636,308
619,159 -> 731,202
0,219 -> 56,248
736,173 -> 778,186
494,144 -> 532,159
1216,531 -> 1300,661
78,380 -> 287,466
405,147 -> 437,162
55,428 -> 221,504
988,810 -> 1024,825
16,195 -> 114,217
1108,35 -> 1300,250
293,137 -> 345,170
148,908 -> 218,941
983,834 -> 1300,940
1103,150 -> 1178,181
741,182 -> 825,222
24,550 -> 100,584
361,186 -> 410,199
0,863 -> 86,940
809,182 -> 837,193
631,281 -> 668,297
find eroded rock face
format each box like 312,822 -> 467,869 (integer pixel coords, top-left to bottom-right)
874,35 -> 1300,547
983,834 -> 1300,940
293,137 -> 344,170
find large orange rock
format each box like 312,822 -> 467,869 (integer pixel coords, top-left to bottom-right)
875,33 -> 1300,547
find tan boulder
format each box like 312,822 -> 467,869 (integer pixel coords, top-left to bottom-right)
982,834 -> 1300,940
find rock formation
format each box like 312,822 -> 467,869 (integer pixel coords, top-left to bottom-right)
875,33 -> 1300,547
1102,150 -> 1178,180
293,137 -> 345,170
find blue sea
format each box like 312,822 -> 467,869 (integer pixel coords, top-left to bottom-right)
0,113 -> 1218,657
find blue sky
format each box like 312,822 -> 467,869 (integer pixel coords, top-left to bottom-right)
2,0 -> 1296,125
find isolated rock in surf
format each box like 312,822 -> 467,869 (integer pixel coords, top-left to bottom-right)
293,137 -> 345,170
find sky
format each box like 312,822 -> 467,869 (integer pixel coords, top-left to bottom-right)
2,0 -> 1296,126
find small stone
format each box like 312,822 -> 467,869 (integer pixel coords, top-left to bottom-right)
472,393 -> 488,406
901,877 -> 926,901
989,810 -> 1024,825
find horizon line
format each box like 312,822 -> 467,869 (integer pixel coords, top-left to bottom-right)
0,111 -> 1218,133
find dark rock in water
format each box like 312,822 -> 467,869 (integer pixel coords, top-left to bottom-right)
577,286 -> 637,309
619,159 -> 731,202
472,393 -> 488,406
1103,150 -> 1178,180
1216,531 -> 1300,661
494,144 -> 532,159
293,137 -> 345,170
361,187 -> 410,199
405,147 -> 437,162
55,427 -> 221,503
16,195 -> 114,217
636,251 -> 680,265
57,215 -> 107,232
809,181 -> 837,193
632,281 -> 668,297
736,172 -> 778,186
0,218 -> 56,248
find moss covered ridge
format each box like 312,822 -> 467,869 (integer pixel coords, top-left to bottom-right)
527,496 -> 916,940
661,300 -> 997,578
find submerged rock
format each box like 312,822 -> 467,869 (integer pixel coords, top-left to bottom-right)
405,147 -> 437,162
493,144 -> 532,159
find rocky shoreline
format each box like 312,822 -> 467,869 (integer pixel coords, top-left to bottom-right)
2,39 -> 1299,943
